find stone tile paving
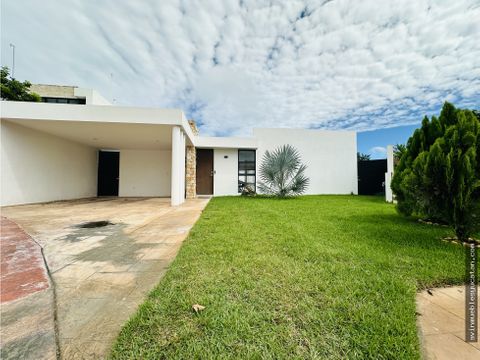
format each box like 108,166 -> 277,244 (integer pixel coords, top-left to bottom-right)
1,197 -> 209,359
1,289 -> 57,360
417,286 -> 480,359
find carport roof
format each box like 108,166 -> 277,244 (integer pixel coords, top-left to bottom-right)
1,101 -> 196,149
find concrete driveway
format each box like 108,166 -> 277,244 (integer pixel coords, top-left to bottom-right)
1,197 -> 209,359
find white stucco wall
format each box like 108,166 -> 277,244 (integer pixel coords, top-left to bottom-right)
1,120 -> 97,206
196,136 -> 257,149
254,128 -> 358,195
74,88 -> 111,105
385,145 -> 394,202
213,148 -> 239,196
119,149 -> 171,197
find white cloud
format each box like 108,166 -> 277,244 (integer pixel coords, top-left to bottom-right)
1,0 -> 479,136
369,146 -> 387,157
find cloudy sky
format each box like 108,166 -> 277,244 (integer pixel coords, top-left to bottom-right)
1,0 -> 479,143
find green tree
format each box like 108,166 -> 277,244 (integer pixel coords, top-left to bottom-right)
357,152 -> 371,161
258,145 -> 309,197
473,110 -> 480,121
0,66 -> 41,102
392,102 -> 480,242
443,111 -> 479,241
393,144 -> 407,159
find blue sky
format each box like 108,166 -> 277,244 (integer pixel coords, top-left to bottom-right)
357,124 -> 420,159
1,0 -> 479,138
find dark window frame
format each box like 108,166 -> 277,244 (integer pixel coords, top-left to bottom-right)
238,149 -> 256,193
42,97 -> 86,105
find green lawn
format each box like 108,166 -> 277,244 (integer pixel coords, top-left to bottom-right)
111,196 -> 465,359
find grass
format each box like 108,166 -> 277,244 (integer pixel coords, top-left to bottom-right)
111,196 -> 465,359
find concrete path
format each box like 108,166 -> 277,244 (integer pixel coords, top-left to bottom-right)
1,197 -> 209,359
417,286 -> 480,359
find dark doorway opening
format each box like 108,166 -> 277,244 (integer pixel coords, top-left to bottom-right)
196,149 -> 214,195
97,151 -> 119,196
358,159 -> 387,195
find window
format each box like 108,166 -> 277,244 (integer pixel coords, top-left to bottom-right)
238,150 -> 256,193
42,97 -> 86,104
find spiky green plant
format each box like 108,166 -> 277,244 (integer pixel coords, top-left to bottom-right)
258,145 -> 309,197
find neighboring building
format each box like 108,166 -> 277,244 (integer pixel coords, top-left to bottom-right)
0,88 -> 358,207
30,84 -> 111,105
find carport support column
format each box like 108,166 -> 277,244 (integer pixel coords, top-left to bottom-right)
171,126 -> 186,206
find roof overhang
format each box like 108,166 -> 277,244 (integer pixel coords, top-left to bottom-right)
1,101 -> 197,149
195,136 -> 258,149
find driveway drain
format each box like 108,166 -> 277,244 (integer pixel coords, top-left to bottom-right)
75,220 -> 113,228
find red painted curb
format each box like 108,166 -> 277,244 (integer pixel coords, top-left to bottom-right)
1,217 -> 49,303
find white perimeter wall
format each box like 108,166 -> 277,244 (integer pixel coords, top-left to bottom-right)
213,148 -> 239,196
119,149 -> 171,197
253,128 -> 358,195
1,120 -> 97,206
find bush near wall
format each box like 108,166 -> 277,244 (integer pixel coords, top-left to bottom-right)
391,102 -> 480,242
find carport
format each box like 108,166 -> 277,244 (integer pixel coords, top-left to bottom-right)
1,101 -> 196,206
1,196 -> 209,358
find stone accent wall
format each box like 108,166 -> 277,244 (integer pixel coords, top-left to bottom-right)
188,120 -> 199,135
185,119 -> 198,199
186,145 -> 196,198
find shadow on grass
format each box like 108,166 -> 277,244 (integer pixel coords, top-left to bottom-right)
349,213 -> 453,244
236,194 -> 366,201
238,195 -> 300,200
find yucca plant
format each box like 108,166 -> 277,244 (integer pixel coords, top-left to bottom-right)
258,144 -> 309,197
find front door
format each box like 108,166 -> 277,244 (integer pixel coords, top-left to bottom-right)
196,149 -> 213,195
97,151 -> 119,196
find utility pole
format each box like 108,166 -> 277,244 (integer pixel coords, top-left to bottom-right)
9,43 -> 15,78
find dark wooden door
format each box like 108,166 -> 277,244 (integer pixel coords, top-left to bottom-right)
97,151 -> 119,196
196,149 -> 213,195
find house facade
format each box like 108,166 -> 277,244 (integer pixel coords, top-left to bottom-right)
1,87 -> 358,207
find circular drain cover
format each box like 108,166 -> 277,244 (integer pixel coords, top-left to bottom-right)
76,220 -> 113,228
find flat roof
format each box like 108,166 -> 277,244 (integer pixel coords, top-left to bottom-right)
1,101 -> 196,145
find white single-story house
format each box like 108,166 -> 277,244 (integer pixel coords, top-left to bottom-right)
1,87 -> 358,207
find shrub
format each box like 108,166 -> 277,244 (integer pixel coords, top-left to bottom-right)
257,144 -> 309,197
392,102 -> 480,242
240,184 -> 256,197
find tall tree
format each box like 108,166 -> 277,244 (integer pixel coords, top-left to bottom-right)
392,102 -> 479,242
0,66 -> 41,102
